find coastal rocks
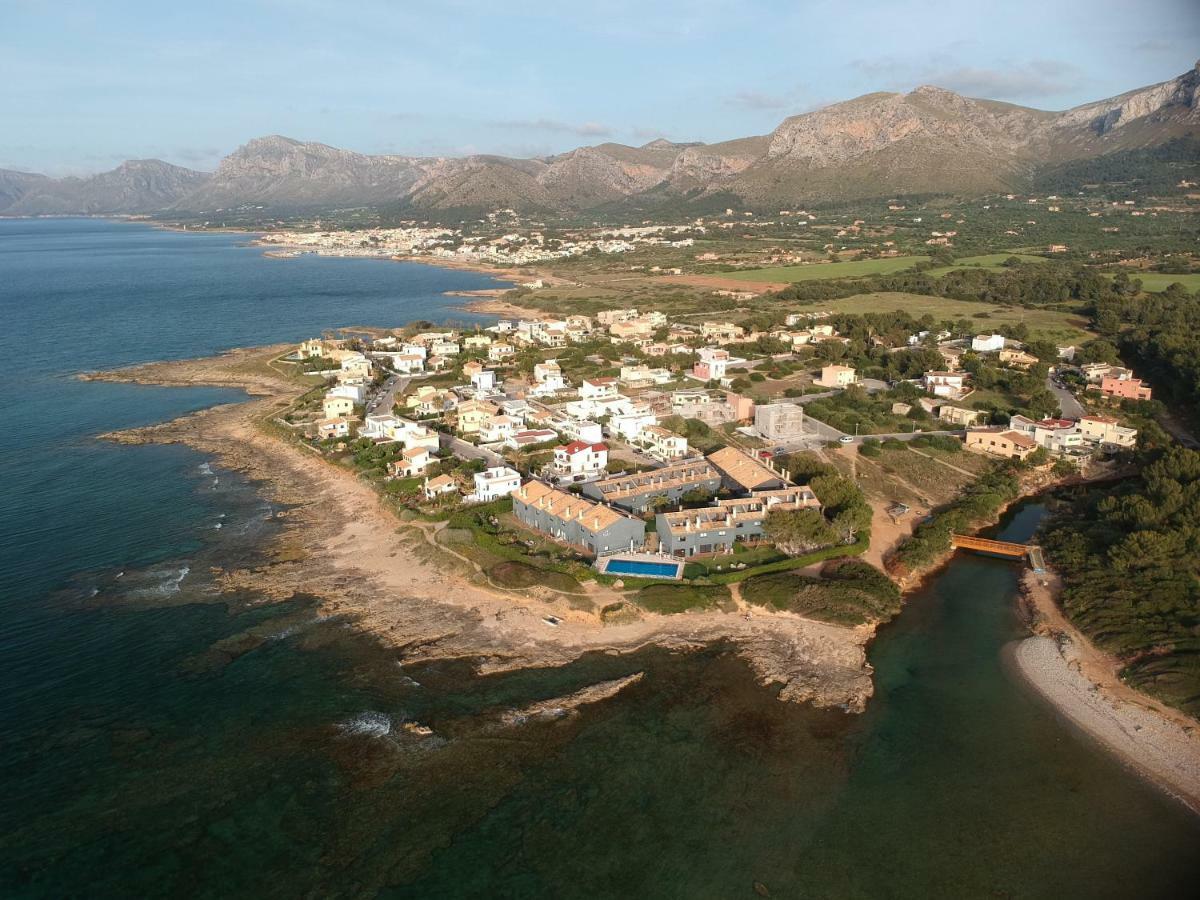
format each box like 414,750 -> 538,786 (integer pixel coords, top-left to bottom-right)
90,343 -> 878,718
497,672 -> 646,726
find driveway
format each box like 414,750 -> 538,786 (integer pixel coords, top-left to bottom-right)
1046,375 -> 1084,419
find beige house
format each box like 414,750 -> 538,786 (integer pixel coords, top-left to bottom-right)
938,405 -> 985,427
455,399 -> 499,435
322,395 -> 356,419
998,348 -> 1039,369
964,427 -> 1037,460
815,365 -> 859,389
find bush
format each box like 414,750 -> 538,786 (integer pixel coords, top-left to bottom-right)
635,583 -> 728,614
742,559 -> 901,625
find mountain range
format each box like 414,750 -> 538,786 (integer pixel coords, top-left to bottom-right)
3,61 -> 1197,218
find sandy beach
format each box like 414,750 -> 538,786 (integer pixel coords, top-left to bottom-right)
84,345 -> 875,711
1013,571 -> 1200,814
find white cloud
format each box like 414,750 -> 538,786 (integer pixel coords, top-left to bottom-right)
489,118 -> 614,138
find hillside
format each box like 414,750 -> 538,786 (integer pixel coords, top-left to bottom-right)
3,61 -> 1197,217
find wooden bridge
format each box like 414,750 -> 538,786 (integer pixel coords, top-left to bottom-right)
950,534 -> 1046,573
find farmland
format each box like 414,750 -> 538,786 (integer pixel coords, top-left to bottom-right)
724,255 -> 929,283
815,291 -> 1093,342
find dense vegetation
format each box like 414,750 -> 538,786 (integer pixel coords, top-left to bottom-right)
741,559 -> 902,626
1041,448 -> 1200,717
893,465 -> 1022,572
771,261 -> 1150,309
1030,138 -> 1200,197
1092,284 -> 1200,429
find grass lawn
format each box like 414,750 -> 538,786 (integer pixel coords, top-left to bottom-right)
927,253 -> 1047,276
820,292 -> 1093,342
634,583 -> 730,614
1107,272 -> 1200,293
724,255 -> 929,283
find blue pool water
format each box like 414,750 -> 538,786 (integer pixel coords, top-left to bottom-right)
603,558 -> 682,579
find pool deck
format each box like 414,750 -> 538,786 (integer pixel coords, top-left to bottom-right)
596,552 -> 685,580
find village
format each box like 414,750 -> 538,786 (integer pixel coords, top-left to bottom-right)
281,300 -> 1146,586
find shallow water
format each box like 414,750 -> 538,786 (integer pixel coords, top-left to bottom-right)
1,220 -> 1197,898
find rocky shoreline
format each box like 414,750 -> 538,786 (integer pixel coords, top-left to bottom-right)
83,345 -> 875,712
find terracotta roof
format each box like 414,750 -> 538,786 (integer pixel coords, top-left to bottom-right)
561,441 -> 607,454
707,446 -> 786,491
514,480 -> 632,534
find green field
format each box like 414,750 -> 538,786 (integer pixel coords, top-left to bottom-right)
725,255 -> 928,283
927,253 -> 1047,277
1106,272 -> 1200,293
818,292 -> 1093,341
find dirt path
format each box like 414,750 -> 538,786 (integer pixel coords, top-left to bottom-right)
906,446 -> 979,479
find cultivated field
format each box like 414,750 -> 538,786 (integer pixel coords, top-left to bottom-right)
927,253 -> 1047,276
1112,272 -> 1200,292
724,255 -> 929,283
818,292 -> 1093,341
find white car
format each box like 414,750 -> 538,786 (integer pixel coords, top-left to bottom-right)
839,435 -> 854,444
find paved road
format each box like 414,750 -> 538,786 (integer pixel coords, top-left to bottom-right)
367,375 -> 411,416
440,433 -> 504,466
1045,375 -> 1085,419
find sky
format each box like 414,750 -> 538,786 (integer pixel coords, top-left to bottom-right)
2,0 -> 1197,176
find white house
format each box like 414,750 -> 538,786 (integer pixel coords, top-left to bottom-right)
390,446 -> 433,478
478,415 -> 518,444
328,381 -> 368,404
488,342 -> 515,362
506,428 -> 559,449
470,368 -> 498,393
693,347 -> 730,381
637,425 -> 688,461
971,334 -> 1006,353
580,377 -> 620,400
423,474 -> 459,501
1077,415 -> 1137,450
552,441 -> 609,480
557,418 -> 605,445
923,371 -> 968,398
609,410 -> 658,441
472,466 -> 522,502
361,414 -> 400,440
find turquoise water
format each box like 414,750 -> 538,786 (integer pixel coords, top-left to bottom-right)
603,558 -> 683,578
1,219 -> 1198,897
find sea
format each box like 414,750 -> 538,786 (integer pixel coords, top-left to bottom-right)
1,218 -> 1197,899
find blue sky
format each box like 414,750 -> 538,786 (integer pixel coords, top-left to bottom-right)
2,0 -> 1197,175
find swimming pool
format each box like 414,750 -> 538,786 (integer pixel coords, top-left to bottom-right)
601,558 -> 683,579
